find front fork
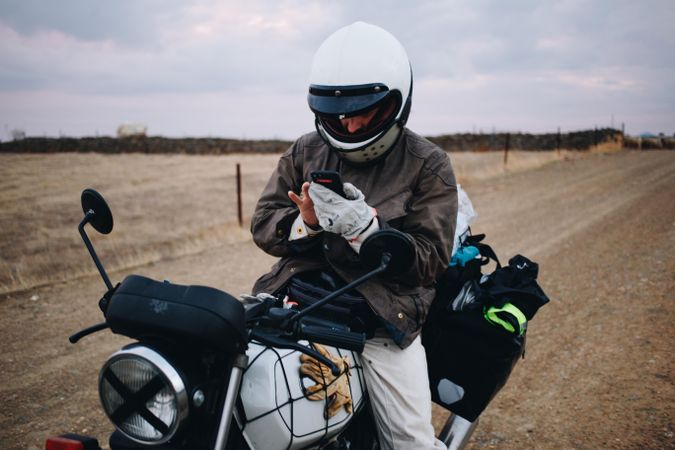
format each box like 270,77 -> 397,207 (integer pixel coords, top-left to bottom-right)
438,413 -> 479,450
213,354 -> 249,450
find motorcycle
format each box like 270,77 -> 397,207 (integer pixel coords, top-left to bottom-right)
45,188 -> 479,450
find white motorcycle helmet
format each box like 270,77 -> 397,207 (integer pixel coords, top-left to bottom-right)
308,22 -> 413,165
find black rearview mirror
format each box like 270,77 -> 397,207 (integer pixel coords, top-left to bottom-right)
360,229 -> 415,276
81,188 -> 113,234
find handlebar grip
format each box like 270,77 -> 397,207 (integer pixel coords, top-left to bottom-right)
299,324 -> 366,353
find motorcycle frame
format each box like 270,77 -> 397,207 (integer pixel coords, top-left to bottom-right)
63,189 -> 481,450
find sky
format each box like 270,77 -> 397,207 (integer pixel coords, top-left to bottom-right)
1,0 -> 674,141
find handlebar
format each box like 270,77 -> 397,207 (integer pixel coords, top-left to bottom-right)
249,328 -> 340,376
298,324 -> 365,353
248,311 -> 366,376
248,306 -> 366,353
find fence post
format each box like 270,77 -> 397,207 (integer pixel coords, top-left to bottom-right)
557,126 -> 561,156
236,163 -> 243,227
504,133 -> 510,165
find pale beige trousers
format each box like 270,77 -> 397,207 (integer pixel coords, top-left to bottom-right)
361,335 -> 446,450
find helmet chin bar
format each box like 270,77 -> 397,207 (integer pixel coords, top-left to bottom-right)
317,121 -> 403,166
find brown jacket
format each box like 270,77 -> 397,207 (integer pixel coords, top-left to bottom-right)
251,129 -> 457,348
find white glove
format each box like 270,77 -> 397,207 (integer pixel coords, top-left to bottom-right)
308,182 -> 375,240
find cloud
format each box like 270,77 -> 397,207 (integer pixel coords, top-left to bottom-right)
0,0 -> 179,46
1,0 -> 674,138
0,0 -> 336,95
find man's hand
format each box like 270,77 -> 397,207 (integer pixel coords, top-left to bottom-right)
288,181 -> 319,228
308,182 -> 375,240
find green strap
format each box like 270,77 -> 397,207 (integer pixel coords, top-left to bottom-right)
484,302 -> 527,335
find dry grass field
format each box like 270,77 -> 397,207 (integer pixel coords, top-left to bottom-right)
0,149 -> 573,296
1,148 -> 673,450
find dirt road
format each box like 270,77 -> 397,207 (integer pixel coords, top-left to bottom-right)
1,150 -> 673,449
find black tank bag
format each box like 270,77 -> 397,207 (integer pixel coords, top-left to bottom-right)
283,270 -> 380,336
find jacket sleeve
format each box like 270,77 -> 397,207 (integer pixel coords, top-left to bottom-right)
395,151 -> 457,287
251,140 -> 319,257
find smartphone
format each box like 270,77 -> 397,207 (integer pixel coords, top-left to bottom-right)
310,170 -> 347,198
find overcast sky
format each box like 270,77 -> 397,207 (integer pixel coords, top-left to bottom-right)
1,0 -> 673,140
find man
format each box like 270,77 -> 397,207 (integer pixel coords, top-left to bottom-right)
251,22 -> 457,449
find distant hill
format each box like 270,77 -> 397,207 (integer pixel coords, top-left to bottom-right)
1,128 -> 658,154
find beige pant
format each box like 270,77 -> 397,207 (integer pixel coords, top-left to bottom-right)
361,335 -> 446,450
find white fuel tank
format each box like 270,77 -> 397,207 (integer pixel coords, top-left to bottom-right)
236,341 -> 366,450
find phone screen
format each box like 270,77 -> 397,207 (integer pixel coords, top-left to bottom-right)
310,170 -> 347,198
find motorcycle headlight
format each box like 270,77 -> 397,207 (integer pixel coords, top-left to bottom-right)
99,345 -> 188,444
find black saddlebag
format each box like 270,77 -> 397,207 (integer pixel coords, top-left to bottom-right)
422,308 -> 524,422
423,244 -> 550,422
104,275 -> 246,352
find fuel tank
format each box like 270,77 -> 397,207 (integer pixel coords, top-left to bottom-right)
236,342 -> 366,450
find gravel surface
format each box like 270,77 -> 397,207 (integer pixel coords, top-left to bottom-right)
0,150 -> 673,450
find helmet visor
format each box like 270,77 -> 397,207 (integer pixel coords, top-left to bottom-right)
314,92 -> 401,144
308,83 -> 390,115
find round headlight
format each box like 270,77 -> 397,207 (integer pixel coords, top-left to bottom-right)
99,345 -> 188,444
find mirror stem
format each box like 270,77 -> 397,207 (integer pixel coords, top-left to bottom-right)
79,211 -> 113,291
286,252 -> 391,327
